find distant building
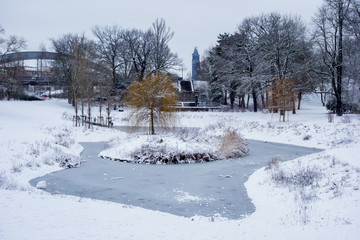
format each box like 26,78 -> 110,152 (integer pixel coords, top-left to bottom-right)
192,48 -> 201,80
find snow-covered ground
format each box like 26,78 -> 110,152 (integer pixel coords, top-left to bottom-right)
0,95 -> 359,240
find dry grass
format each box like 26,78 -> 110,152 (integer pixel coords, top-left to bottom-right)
219,128 -> 249,158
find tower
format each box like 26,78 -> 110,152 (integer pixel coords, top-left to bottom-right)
192,47 -> 200,80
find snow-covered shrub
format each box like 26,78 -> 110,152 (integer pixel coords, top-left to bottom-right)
42,146 -> 83,168
123,133 -> 219,164
341,115 -> 352,124
291,167 -> 322,187
21,128 -> 83,169
54,129 -> 74,148
0,171 -> 7,188
219,128 -> 248,158
27,140 -> 51,156
303,135 -> 311,141
27,143 -> 40,156
268,161 -> 322,188
172,127 -> 197,142
265,156 -> 281,170
101,125 -> 248,164
129,142 -> 218,164
11,159 -> 23,173
61,111 -> 73,121
0,171 -> 18,190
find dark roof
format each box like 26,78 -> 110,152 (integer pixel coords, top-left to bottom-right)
180,81 -> 192,92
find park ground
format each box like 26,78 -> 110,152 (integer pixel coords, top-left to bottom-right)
0,95 -> 359,240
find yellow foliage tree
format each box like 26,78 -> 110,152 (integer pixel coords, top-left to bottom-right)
124,72 -> 178,134
271,77 -> 296,122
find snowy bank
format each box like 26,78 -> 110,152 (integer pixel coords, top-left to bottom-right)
242,147 -> 360,239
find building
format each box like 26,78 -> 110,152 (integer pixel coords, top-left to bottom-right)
192,47 -> 201,80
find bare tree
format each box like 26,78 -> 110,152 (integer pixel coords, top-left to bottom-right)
122,19 -> 181,81
0,25 -> 26,100
313,0 -> 352,116
151,18 -> 181,72
343,0 -> 360,109
0,26 -> 26,61
51,33 -> 97,126
92,25 -> 125,89
123,29 -> 154,80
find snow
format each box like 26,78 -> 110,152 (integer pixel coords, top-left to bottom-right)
0,95 -> 359,239
35,180 -> 46,189
242,147 -> 360,240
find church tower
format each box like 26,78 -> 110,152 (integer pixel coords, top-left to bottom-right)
192,47 -> 200,80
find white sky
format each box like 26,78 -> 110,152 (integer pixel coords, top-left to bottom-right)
1,0 -> 323,76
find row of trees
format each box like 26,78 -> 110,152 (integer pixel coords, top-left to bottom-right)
50,19 -> 181,128
52,18 -> 181,102
202,0 -> 360,117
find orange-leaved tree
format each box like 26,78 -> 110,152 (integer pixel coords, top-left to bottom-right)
124,72 -> 177,134
271,77 -> 296,122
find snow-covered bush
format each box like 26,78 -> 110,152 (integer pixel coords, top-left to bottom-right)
0,171 -> 18,190
219,128 -> 248,158
303,135 -> 311,141
265,156 -> 281,170
100,125 -> 248,164
21,129 -> 84,169
129,142 -> 218,164
54,129 -> 74,148
27,140 -> 51,156
0,171 -> 7,188
11,160 -> 23,173
341,115 -> 352,124
268,161 -> 322,187
42,146 -> 83,168
61,111 -> 73,121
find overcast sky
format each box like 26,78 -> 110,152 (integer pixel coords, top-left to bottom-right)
1,0 -> 323,76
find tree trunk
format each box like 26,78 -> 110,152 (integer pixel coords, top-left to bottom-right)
252,89 -> 258,112
336,0 -> 344,116
297,91 -> 302,110
230,91 -> 235,109
261,92 -> 265,109
88,97 -> 91,129
239,95 -> 245,109
246,94 -> 250,109
292,94 -> 296,114
320,92 -> 325,106
74,97 -> 78,126
265,88 -> 269,110
150,108 -> 155,135
272,88 -> 278,113
112,65 -> 117,89
223,90 -> 228,105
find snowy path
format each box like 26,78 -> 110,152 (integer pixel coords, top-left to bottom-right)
30,140 -> 321,219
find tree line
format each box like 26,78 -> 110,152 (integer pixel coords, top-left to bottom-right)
49,18 -> 181,127
200,0 -> 360,117
51,18 -> 180,103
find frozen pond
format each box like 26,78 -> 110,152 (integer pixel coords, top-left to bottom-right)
30,138 -> 321,219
